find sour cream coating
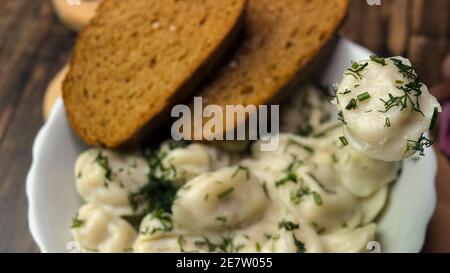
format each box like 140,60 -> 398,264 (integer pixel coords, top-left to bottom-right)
75,149 -> 149,215
335,56 -> 441,161
172,166 -> 268,232
70,203 -> 137,253
72,84 -> 399,253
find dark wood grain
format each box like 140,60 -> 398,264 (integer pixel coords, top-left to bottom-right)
0,0 -> 448,252
0,0 -> 75,252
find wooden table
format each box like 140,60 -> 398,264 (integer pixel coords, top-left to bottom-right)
0,0 -> 448,253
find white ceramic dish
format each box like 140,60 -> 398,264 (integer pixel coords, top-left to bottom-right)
26,38 -> 437,253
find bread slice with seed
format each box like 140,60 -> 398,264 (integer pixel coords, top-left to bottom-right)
63,0 -> 247,147
188,0 -> 349,139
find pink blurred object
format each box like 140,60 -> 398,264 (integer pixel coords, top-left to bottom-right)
442,54 -> 450,80
439,102 -> 450,157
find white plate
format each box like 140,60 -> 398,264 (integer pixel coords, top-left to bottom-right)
26,38 -> 437,253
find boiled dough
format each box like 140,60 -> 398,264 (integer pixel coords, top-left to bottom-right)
51,0 -> 100,32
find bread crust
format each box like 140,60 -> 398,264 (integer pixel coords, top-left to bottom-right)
63,0 -> 247,147
189,0 -> 349,140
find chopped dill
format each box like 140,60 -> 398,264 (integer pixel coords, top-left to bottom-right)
385,117 -> 391,128
95,152 -> 112,182
357,92 -> 371,102
370,55 -> 387,66
194,236 -> 243,253
308,173 -> 336,195
345,98 -> 358,110
293,235 -> 306,253
345,61 -> 368,80
312,192 -> 323,206
339,136 -> 349,146
290,185 -> 322,206
290,185 -> 311,204
339,89 -> 352,95
218,187 -> 235,199
278,219 -> 299,231
178,236 -> 186,252
215,216 -> 227,224
337,111 -> 347,125
390,58 -> 417,80
70,215 -> 85,229
404,134 -> 433,158
262,181 -> 271,200
275,172 -> 298,187
140,209 -> 173,235
430,107 -> 439,130
128,149 -> 178,214
232,165 -> 250,180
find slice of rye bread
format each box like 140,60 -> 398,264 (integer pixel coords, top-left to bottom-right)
63,0 -> 247,147
187,0 -> 349,139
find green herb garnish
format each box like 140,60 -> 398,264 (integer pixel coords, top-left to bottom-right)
339,136 -> 349,146
215,216 -> 227,224
345,98 -> 358,110
278,219 -> 300,231
140,209 -> 173,235
95,152 -> 112,182
357,92 -> 371,102
345,61 -> 368,80
385,117 -> 391,128
430,107 -> 439,130
194,236 -> 243,253
178,236 -> 186,252
391,58 -> 417,79
404,133 -> 433,158
71,215 -> 85,229
218,187 -> 235,199
232,165 -> 250,180
129,149 -> 178,214
339,89 -> 352,95
293,235 -> 306,253
337,111 -> 347,125
308,173 -> 336,195
370,55 -> 386,66
262,182 -> 271,200
312,192 -> 323,206
275,172 -> 298,187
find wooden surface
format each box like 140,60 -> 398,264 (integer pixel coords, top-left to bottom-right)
0,0 -> 449,253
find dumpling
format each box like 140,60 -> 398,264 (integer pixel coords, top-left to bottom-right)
261,215 -> 323,253
360,186 -> 389,224
172,166 -> 268,232
134,234 -> 183,253
334,145 -> 399,197
280,84 -> 333,135
320,224 -> 377,253
278,167 -> 362,233
252,134 -> 315,162
135,232 -> 250,253
136,211 -> 174,241
75,149 -> 148,215
70,203 -> 137,253
161,143 -> 230,187
334,56 -> 441,161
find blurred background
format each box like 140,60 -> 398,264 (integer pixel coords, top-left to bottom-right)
0,0 -> 449,252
